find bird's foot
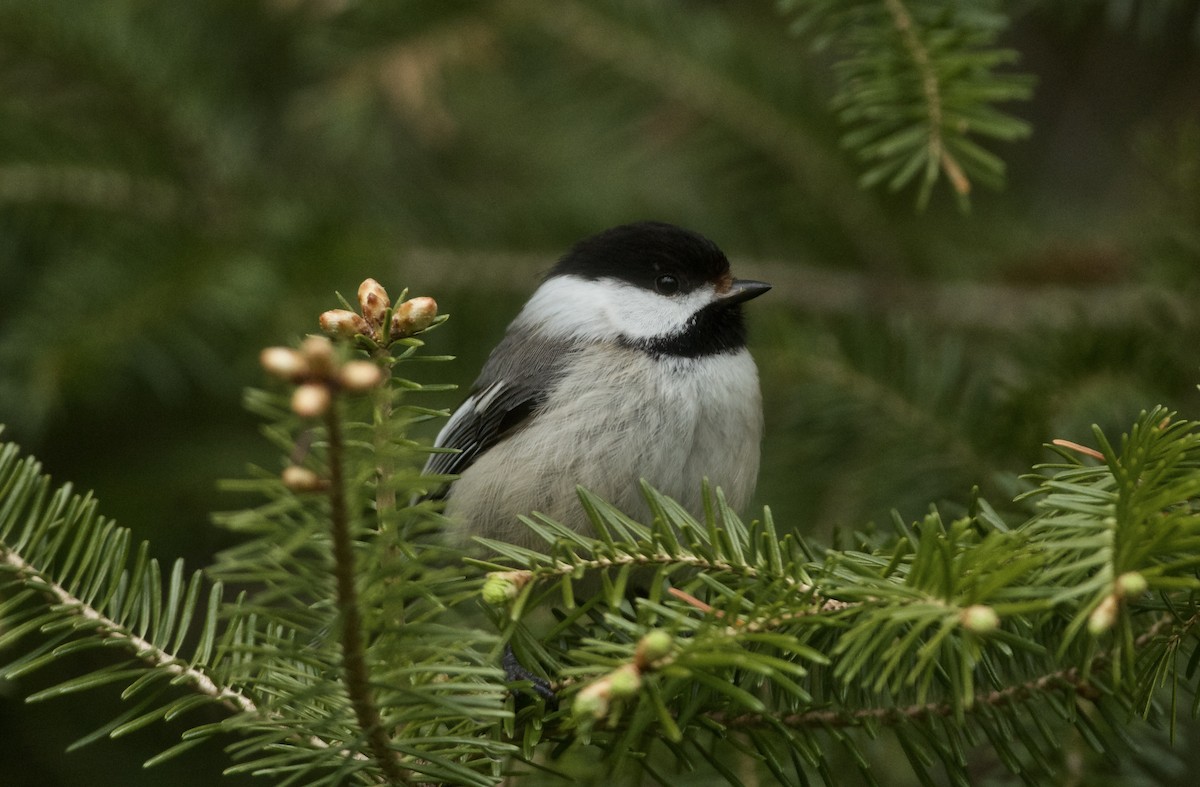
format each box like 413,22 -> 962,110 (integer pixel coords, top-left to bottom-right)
503,643 -> 558,712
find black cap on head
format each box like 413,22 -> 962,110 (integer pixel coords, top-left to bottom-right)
549,221 -> 730,294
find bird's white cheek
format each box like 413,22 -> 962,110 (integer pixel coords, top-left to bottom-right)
603,286 -> 713,340
514,275 -> 716,342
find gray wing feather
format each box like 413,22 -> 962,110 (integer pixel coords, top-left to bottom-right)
421,332 -> 575,497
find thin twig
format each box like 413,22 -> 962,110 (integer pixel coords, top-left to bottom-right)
1,538 -> 373,766
0,546 -> 255,715
711,611 -> 1200,731
372,350 -> 398,522
714,668 -> 1089,731
882,0 -> 969,195
666,585 -> 854,634
325,402 -> 411,784
532,549 -> 810,590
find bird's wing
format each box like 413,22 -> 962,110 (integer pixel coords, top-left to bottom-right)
421,333 -> 575,498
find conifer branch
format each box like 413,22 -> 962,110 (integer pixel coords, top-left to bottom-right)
324,400 -> 410,784
4,266 -> 1199,784
711,668 -> 1086,731
781,0 -> 1032,206
712,612 -> 1200,732
881,0 -> 969,196
1,513 -> 373,769
0,546 -> 255,716
371,354 -> 398,524
527,550 -> 809,586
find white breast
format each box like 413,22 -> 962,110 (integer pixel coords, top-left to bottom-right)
445,344 -> 763,549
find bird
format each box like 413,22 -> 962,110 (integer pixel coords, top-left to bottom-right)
421,221 -> 770,549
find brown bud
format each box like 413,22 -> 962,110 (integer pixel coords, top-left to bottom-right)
299,335 -> 336,377
389,296 -> 438,339
291,382 -> 331,417
260,347 -> 309,382
319,309 -> 372,340
357,278 -> 390,328
281,465 -> 326,492
338,360 -> 384,392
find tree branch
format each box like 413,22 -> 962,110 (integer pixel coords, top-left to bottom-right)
324,401 -> 410,784
0,541 -> 374,768
882,0 -> 970,196
711,612 -> 1200,731
0,546 -> 255,716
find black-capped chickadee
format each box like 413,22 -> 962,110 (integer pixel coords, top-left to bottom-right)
424,221 -> 770,547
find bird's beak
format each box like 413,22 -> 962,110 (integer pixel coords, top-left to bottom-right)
718,279 -> 772,306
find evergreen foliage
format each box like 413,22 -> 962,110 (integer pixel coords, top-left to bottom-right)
780,0 -> 1033,207
0,299 -> 514,785
2,1 -> 1199,785
2,282 -> 1199,784
0,0 -> 1041,438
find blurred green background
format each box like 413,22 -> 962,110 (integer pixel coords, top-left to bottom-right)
1,1 -> 1199,785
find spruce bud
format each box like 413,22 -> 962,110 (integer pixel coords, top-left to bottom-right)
260,347 -> 309,382
1088,594 -> 1120,635
573,680 -> 611,721
482,577 -> 514,606
960,604 -> 1000,634
338,360 -> 384,393
291,382 -> 332,418
607,664 -> 643,698
1115,571 -> 1148,598
319,309 -> 372,340
281,465 -> 326,492
299,335 -> 336,377
357,278 -> 390,329
390,296 -> 438,339
481,571 -> 531,605
635,630 -> 673,667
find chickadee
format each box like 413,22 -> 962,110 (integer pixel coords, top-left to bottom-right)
424,221 -> 770,548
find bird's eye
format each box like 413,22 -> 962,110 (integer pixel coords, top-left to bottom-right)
655,274 -> 680,295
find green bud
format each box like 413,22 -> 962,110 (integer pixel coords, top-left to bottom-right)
607,664 -> 643,698
960,604 -> 1000,634
573,681 -> 610,721
1115,571 -> 1148,598
1088,594 -> 1119,635
481,571 -> 531,605
636,630 -> 673,666
481,575 -> 516,606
